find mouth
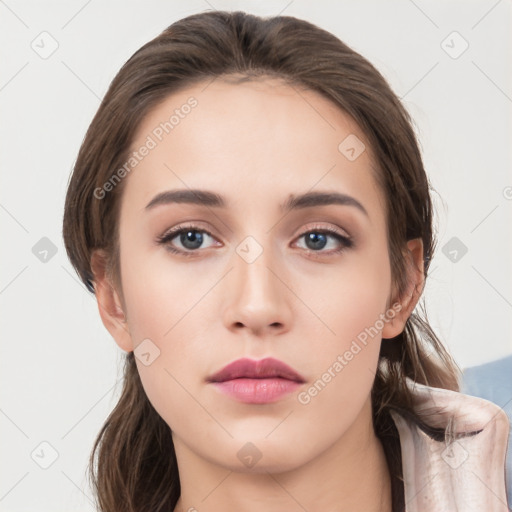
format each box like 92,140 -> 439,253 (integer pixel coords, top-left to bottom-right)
207,356 -> 306,383
206,357 -> 306,404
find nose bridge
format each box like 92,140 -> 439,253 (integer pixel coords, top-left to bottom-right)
234,233 -> 280,302
222,229 -> 292,333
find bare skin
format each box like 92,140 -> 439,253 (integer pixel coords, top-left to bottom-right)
92,76 -> 424,512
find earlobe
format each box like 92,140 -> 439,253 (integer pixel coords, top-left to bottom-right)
381,238 -> 425,339
90,249 -> 133,352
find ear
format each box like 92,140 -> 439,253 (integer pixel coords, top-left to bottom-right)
90,249 -> 133,352
381,238 -> 425,339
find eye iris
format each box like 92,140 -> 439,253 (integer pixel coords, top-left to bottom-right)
180,230 -> 203,249
306,232 -> 327,250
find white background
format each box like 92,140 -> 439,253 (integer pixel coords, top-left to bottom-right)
1,0 -> 511,510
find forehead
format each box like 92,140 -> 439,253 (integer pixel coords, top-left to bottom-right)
121,77 -> 385,221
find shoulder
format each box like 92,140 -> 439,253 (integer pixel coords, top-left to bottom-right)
389,378 -> 510,511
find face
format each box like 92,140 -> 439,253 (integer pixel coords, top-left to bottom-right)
97,77 -> 411,473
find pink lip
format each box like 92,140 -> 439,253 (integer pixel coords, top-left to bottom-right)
207,357 -> 306,404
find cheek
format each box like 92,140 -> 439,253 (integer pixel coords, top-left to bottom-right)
287,254 -> 391,454
308,270 -> 389,388
119,230 -> 213,342
299,242 -> 392,390
118,242 -> 221,421
307,240 -> 392,348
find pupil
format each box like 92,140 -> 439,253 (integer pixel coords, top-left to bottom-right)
306,232 -> 327,250
181,230 -> 203,249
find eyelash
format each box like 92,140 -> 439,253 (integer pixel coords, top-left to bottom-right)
156,222 -> 354,258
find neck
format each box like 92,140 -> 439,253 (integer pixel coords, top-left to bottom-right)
172,396 -> 392,512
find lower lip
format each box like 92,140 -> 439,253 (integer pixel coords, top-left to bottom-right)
210,378 -> 302,404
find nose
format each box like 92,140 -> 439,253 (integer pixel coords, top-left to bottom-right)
222,240 -> 293,337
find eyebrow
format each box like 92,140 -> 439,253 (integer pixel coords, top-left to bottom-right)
145,189 -> 368,217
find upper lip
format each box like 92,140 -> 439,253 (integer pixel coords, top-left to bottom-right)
207,357 -> 306,383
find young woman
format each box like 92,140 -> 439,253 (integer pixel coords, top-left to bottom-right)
62,10 -> 510,512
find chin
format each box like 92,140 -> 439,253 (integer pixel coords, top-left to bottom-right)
209,436 -> 312,475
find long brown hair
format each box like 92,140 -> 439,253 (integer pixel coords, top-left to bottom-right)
62,11 -> 460,512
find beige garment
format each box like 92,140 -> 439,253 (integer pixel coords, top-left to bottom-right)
390,379 -> 510,512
